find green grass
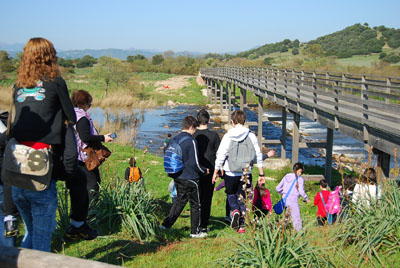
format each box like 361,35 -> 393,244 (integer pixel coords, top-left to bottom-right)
337,54 -> 380,67
15,142 -> 397,267
62,69 -> 206,106
131,72 -> 177,81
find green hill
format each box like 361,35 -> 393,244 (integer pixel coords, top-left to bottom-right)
236,23 -> 400,60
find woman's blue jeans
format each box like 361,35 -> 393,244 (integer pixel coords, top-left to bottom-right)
0,184 -> 16,247
12,180 -> 57,252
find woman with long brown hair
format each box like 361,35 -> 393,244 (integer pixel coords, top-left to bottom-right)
71,90 -> 113,207
9,37 -> 76,251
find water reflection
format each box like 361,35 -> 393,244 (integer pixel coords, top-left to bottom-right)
89,105 -> 202,156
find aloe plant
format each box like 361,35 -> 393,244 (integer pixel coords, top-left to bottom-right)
227,219 -> 333,267
92,178 -> 160,241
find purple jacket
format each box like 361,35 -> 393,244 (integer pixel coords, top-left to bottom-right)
276,173 -> 308,203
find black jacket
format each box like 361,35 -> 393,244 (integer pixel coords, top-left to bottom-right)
12,77 -> 76,144
193,129 -> 220,171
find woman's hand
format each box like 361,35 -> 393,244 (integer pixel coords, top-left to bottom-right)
104,133 -> 114,142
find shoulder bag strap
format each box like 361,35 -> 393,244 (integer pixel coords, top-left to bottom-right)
6,89 -> 15,140
283,174 -> 298,203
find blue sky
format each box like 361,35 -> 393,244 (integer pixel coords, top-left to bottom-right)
1,0 -> 399,53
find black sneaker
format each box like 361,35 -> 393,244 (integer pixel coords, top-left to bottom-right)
4,219 -> 19,238
65,222 -> 98,240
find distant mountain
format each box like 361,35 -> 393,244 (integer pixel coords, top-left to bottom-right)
57,48 -> 160,59
0,42 -> 24,57
0,43 -> 204,59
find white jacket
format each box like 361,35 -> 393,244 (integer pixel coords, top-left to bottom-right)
352,183 -> 381,208
214,125 -> 263,176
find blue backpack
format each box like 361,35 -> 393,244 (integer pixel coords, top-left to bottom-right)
164,135 -> 191,174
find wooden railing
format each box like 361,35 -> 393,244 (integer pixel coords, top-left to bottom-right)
0,246 -> 120,268
200,66 -> 400,157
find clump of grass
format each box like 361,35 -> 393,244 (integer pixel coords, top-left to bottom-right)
92,178 -> 160,241
55,183 -> 70,238
335,178 -> 400,267
227,218 -> 333,267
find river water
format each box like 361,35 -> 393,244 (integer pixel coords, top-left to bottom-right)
89,105 -> 398,168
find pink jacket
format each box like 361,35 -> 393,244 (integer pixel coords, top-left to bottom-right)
252,187 -> 272,212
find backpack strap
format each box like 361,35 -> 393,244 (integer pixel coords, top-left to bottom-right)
319,192 -> 328,214
129,167 -> 134,183
177,135 -> 191,145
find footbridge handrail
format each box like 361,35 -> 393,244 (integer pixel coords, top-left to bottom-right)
200,66 -> 400,157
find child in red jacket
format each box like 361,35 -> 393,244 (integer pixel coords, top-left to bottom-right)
252,177 -> 272,220
314,179 -> 330,225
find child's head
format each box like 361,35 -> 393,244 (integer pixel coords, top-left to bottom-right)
129,157 -> 136,167
319,179 -> 328,189
293,163 -> 304,175
231,110 -> 246,125
182,116 -> 198,132
197,109 -> 210,125
257,182 -> 267,197
362,168 -> 377,185
168,133 -> 172,138
343,175 -> 355,191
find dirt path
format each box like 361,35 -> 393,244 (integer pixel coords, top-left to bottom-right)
154,75 -> 194,92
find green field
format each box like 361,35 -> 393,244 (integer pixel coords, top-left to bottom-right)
47,143 -> 399,267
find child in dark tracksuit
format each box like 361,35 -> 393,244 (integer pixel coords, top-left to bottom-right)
161,116 -> 208,238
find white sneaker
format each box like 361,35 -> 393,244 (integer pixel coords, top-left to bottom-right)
190,232 -> 208,238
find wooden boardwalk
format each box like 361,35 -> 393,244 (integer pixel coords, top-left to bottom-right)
200,67 -> 400,184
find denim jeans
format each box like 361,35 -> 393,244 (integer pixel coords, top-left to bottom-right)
12,180 -> 58,252
0,184 -> 16,247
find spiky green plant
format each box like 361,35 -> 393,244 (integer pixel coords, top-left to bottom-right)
92,178 -> 160,241
335,179 -> 400,267
55,184 -> 70,237
227,218 -> 333,267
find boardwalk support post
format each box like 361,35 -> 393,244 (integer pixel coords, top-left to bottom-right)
292,112 -> 300,164
325,128 -> 334,187
281,107 -> 287,159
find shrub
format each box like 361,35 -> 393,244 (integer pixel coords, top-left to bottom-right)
263,57 -> 274,66
335,179 -> 400,266
292,48 -> 299,55
382,54 -> 400,63
152,54 -> 164,65
58,58 -> 74,68
227,219 -> 333,267
92,178 -> 160,241
379,52 -> 387,59
280,45 -> 289,53
76,55 -> 97,68
247,54 -> 257,60
127,54 -> 146,62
